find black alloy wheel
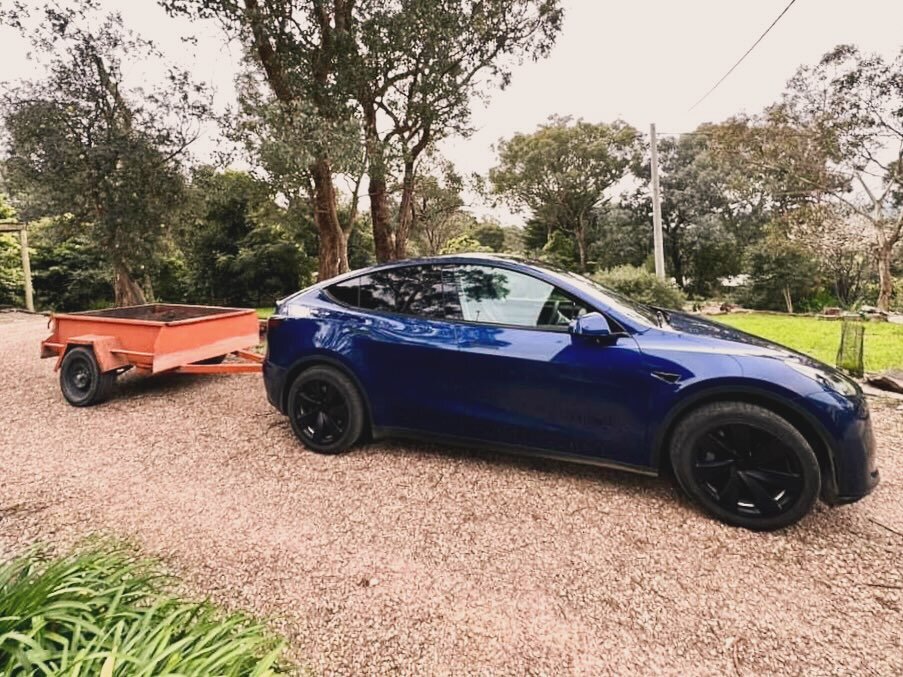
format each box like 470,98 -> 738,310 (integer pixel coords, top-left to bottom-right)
693,423 -> 804,517
670,402 -> 821,531
60,346 -> 116,406
287,366 -> 364,454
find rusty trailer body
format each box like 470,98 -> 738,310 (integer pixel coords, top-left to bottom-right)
41,304 -> 263,406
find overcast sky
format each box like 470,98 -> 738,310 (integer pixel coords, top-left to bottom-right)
2,0 -> 902,221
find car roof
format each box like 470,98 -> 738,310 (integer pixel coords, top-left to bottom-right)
321,253 -> 542,284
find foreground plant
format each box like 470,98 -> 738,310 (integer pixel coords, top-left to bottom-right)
0,546 -> 288,676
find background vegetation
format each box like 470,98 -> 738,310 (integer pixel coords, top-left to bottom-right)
0,3 -> 900,319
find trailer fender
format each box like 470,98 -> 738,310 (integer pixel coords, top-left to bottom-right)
53,335 -> 132,373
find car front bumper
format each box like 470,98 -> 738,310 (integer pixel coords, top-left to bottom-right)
802,391 -> 880,505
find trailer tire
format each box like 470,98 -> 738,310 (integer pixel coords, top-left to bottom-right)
60,346 -> 116,407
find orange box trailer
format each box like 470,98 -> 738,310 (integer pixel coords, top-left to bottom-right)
40,304 -> 264,406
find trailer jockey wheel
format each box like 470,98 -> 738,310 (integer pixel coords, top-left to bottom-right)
60,346 -> 116,407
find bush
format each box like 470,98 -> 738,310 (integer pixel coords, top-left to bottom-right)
737,237 -> 820,312
31,233 -> 113,311
0,545 -> 289,675
0,234 -> 24,307
593,265 -> 686,309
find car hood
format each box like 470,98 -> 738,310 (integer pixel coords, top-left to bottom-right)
659,310 -> 831,370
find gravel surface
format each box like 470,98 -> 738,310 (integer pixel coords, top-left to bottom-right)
1,311 -> 902,675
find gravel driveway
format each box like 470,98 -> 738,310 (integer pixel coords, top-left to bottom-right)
1,311 -> 902,675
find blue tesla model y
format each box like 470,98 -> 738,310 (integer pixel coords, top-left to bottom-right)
263,255 -> 879,530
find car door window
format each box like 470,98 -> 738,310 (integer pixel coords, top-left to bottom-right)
451,265 -> 590,329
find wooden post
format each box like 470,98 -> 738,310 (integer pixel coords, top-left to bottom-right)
19,227 -> 34,312
650,123 -> 666,280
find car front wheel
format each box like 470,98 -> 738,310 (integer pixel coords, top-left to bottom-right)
670,401 -> 821,531
287,366 -> 365,454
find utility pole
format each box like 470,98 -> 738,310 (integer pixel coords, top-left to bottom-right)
650,123 -> 665,280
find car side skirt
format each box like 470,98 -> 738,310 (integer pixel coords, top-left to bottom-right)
372,426 -> 660,478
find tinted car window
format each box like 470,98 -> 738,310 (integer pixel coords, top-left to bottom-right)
358,271 -> 399,312
328,276 -> 360,306
414,266 -> 462,319
452,265 -> 590,328
327,265 -> 462,319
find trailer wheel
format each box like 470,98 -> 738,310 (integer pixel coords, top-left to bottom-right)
60,346 -> 116,407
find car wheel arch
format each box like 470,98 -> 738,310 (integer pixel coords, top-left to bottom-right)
652,385 -> 838,500
281,354 -> 374,437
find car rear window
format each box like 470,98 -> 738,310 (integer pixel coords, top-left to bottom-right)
326,265 -> 461,320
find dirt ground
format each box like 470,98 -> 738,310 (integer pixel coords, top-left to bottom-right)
1,311 -> 901,675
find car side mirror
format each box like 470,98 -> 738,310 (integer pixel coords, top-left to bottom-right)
568,312 -> 613,340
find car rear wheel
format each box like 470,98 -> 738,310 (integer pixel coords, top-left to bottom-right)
60,346 -> 116,407
670,402 -> 821,531
287,366 -> 364,454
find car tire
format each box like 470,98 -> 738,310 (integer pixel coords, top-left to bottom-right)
287,365 -> 365,454
670,401 -> 821,531
60,346 -> 116,407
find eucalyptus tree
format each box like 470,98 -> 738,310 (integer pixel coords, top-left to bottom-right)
162,0 -> 562,273
1,2 -> 209,305
163,0 -> 363,279
490,116 -> 641,271
355,0 -> 563,261
727,45 -> 903,310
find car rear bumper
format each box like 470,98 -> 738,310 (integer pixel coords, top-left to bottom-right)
262,359 -> 288,414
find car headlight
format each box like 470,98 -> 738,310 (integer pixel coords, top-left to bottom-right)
784,360 -> 859,397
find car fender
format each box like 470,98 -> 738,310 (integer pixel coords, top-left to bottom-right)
279,351 -> 375,428
649,379 -> 838,488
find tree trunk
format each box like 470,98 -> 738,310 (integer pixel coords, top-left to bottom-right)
876,242 -> 894,312
113,260 -> 146,306
311,159 -> 349,281
394,159 -> 416,260
782,285 -> 794,314
574,223 -> 587,272
369,174 -> 394,262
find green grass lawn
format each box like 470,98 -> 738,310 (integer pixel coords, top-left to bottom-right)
256,307 -> 274,319
713,313 -> 903,372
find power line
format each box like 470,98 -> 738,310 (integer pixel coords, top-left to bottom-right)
688,0 -> 800,112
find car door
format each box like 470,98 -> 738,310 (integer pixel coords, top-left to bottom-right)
327,264 -> 464,436
445,264 -> 653,468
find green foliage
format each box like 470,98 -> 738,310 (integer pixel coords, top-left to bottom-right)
0,234 -> 24,306
0,193 -> 15,220
30,229 -> 113,311
470,223 -> 507,252
179,169 -> 313,306
1,3 -> 210,304
0,545 -> 288,675
440,235 -> 492,255
738,235 -> 821,312
715,313 -> 903,372
593,265 -> 686,309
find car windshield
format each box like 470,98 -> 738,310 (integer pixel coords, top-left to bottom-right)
533,265 -> 661,329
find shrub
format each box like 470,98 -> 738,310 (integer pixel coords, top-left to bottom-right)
31,234 -> 114,311
0,234 -> 24,307
738,237 -> 820,312
0,546 -> 289,675
592,265 -> 686,309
